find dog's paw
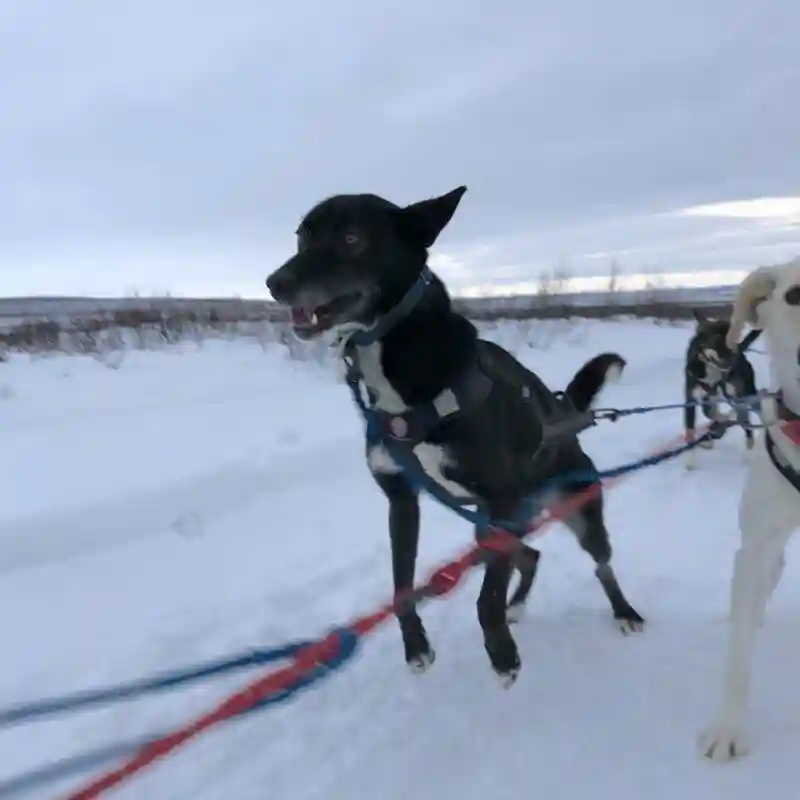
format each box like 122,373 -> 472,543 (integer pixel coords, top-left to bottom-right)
616,617 -> 646,635
698,722 -> 751,762
406,648 -> 436,675
506,602 -> 526,625
700,438 -> 715,450
746,438 -> 755,451
485,628 -> 521,687
493,665 -> 520,690
614,606 -> 646,635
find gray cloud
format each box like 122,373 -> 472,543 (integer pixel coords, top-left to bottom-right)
2,0 -> 799,295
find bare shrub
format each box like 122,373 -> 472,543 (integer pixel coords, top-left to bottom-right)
0,271 -> 737,364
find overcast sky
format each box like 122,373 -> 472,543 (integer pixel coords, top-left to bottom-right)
2,0 -> 799,298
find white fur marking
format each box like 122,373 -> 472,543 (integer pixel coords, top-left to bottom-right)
355,341 -> 408,414
494,669 -> 520,690
605,362 -> 623,383
368,445 -> 402,475
353,340 -> 472,497
412,443 -> 472,499
367,441 -> 471,497
407,650 -> 435,675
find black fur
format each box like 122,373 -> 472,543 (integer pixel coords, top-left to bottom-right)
684,310 -> 758,451
266,187 -> 644,685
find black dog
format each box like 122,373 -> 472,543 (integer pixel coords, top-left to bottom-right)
683,310 -> 760,467
266,186 -> 644,686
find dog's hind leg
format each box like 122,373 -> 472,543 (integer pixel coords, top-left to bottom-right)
478,554 -> 520,687
740,367 -> 758,451
373,471 -> 435,674
736,404 -> 755,450
506,544 -> 541,624
559,482 -> 645,634
476,507 -> 522,687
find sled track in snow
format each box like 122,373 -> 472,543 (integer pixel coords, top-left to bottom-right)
0,434 -> 358,575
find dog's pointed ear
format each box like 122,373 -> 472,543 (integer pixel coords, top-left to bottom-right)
692,308 -> 708,326
396,186 -> 467,248
726,266 -> 776,350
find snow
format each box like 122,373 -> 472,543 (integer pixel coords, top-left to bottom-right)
0,318 -> 796,799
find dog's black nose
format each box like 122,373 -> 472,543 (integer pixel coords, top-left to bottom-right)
785,285 -> 800,306
266,269 -> 295,300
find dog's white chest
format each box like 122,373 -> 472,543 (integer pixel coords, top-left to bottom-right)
354,342 -> 471,499
354,342 -> 407,414
367,442 -> 472,499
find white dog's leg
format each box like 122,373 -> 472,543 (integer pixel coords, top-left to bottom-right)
699,540 -> 784,761
757,551 -> 786,626
699,441 -> 796,762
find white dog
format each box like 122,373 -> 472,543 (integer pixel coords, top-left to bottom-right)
699,260 -> 800,761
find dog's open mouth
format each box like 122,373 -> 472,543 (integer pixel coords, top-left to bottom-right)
289,292 -> 365,339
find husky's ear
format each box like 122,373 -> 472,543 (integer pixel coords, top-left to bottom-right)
396,186 -> 467,248
692,308 -> 709,327
726,266 -> 776,350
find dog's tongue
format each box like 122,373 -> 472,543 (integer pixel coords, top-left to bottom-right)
290,306 -> 315,327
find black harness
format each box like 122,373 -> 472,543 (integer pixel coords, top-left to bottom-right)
342,341 -> 493,449
338,266 -> 598,529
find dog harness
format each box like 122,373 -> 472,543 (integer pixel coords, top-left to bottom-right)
338,266 -> 493,449
766,392 -> 800,494
342,342 -> 493,449
337,265 -> 599,528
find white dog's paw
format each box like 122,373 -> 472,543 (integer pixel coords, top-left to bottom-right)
698,722 -> 751,763
506,603 -> 525,625
699,438 -> 715,450
683,451 -> 697,471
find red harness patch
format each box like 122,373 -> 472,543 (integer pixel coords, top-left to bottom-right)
780,419 -> 800,445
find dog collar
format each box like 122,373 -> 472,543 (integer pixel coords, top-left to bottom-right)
347,266 -> 434,347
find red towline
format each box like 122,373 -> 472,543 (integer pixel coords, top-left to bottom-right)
64,424 -> 703,800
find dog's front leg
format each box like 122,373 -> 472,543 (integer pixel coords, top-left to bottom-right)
698,539 -> 782,761
699,457 -> 794,762
373,472 -> 435,674
476,511 -> 520,688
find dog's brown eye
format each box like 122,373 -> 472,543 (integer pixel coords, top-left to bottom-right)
785,285 -> 800,306
344,231 -> 360,246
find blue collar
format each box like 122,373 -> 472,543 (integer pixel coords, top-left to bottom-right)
347,266 -> 433,347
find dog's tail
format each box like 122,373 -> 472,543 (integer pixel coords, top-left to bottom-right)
564,353 -> 626,412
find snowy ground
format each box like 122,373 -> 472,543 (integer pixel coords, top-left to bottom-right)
0,318 -> 796,799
